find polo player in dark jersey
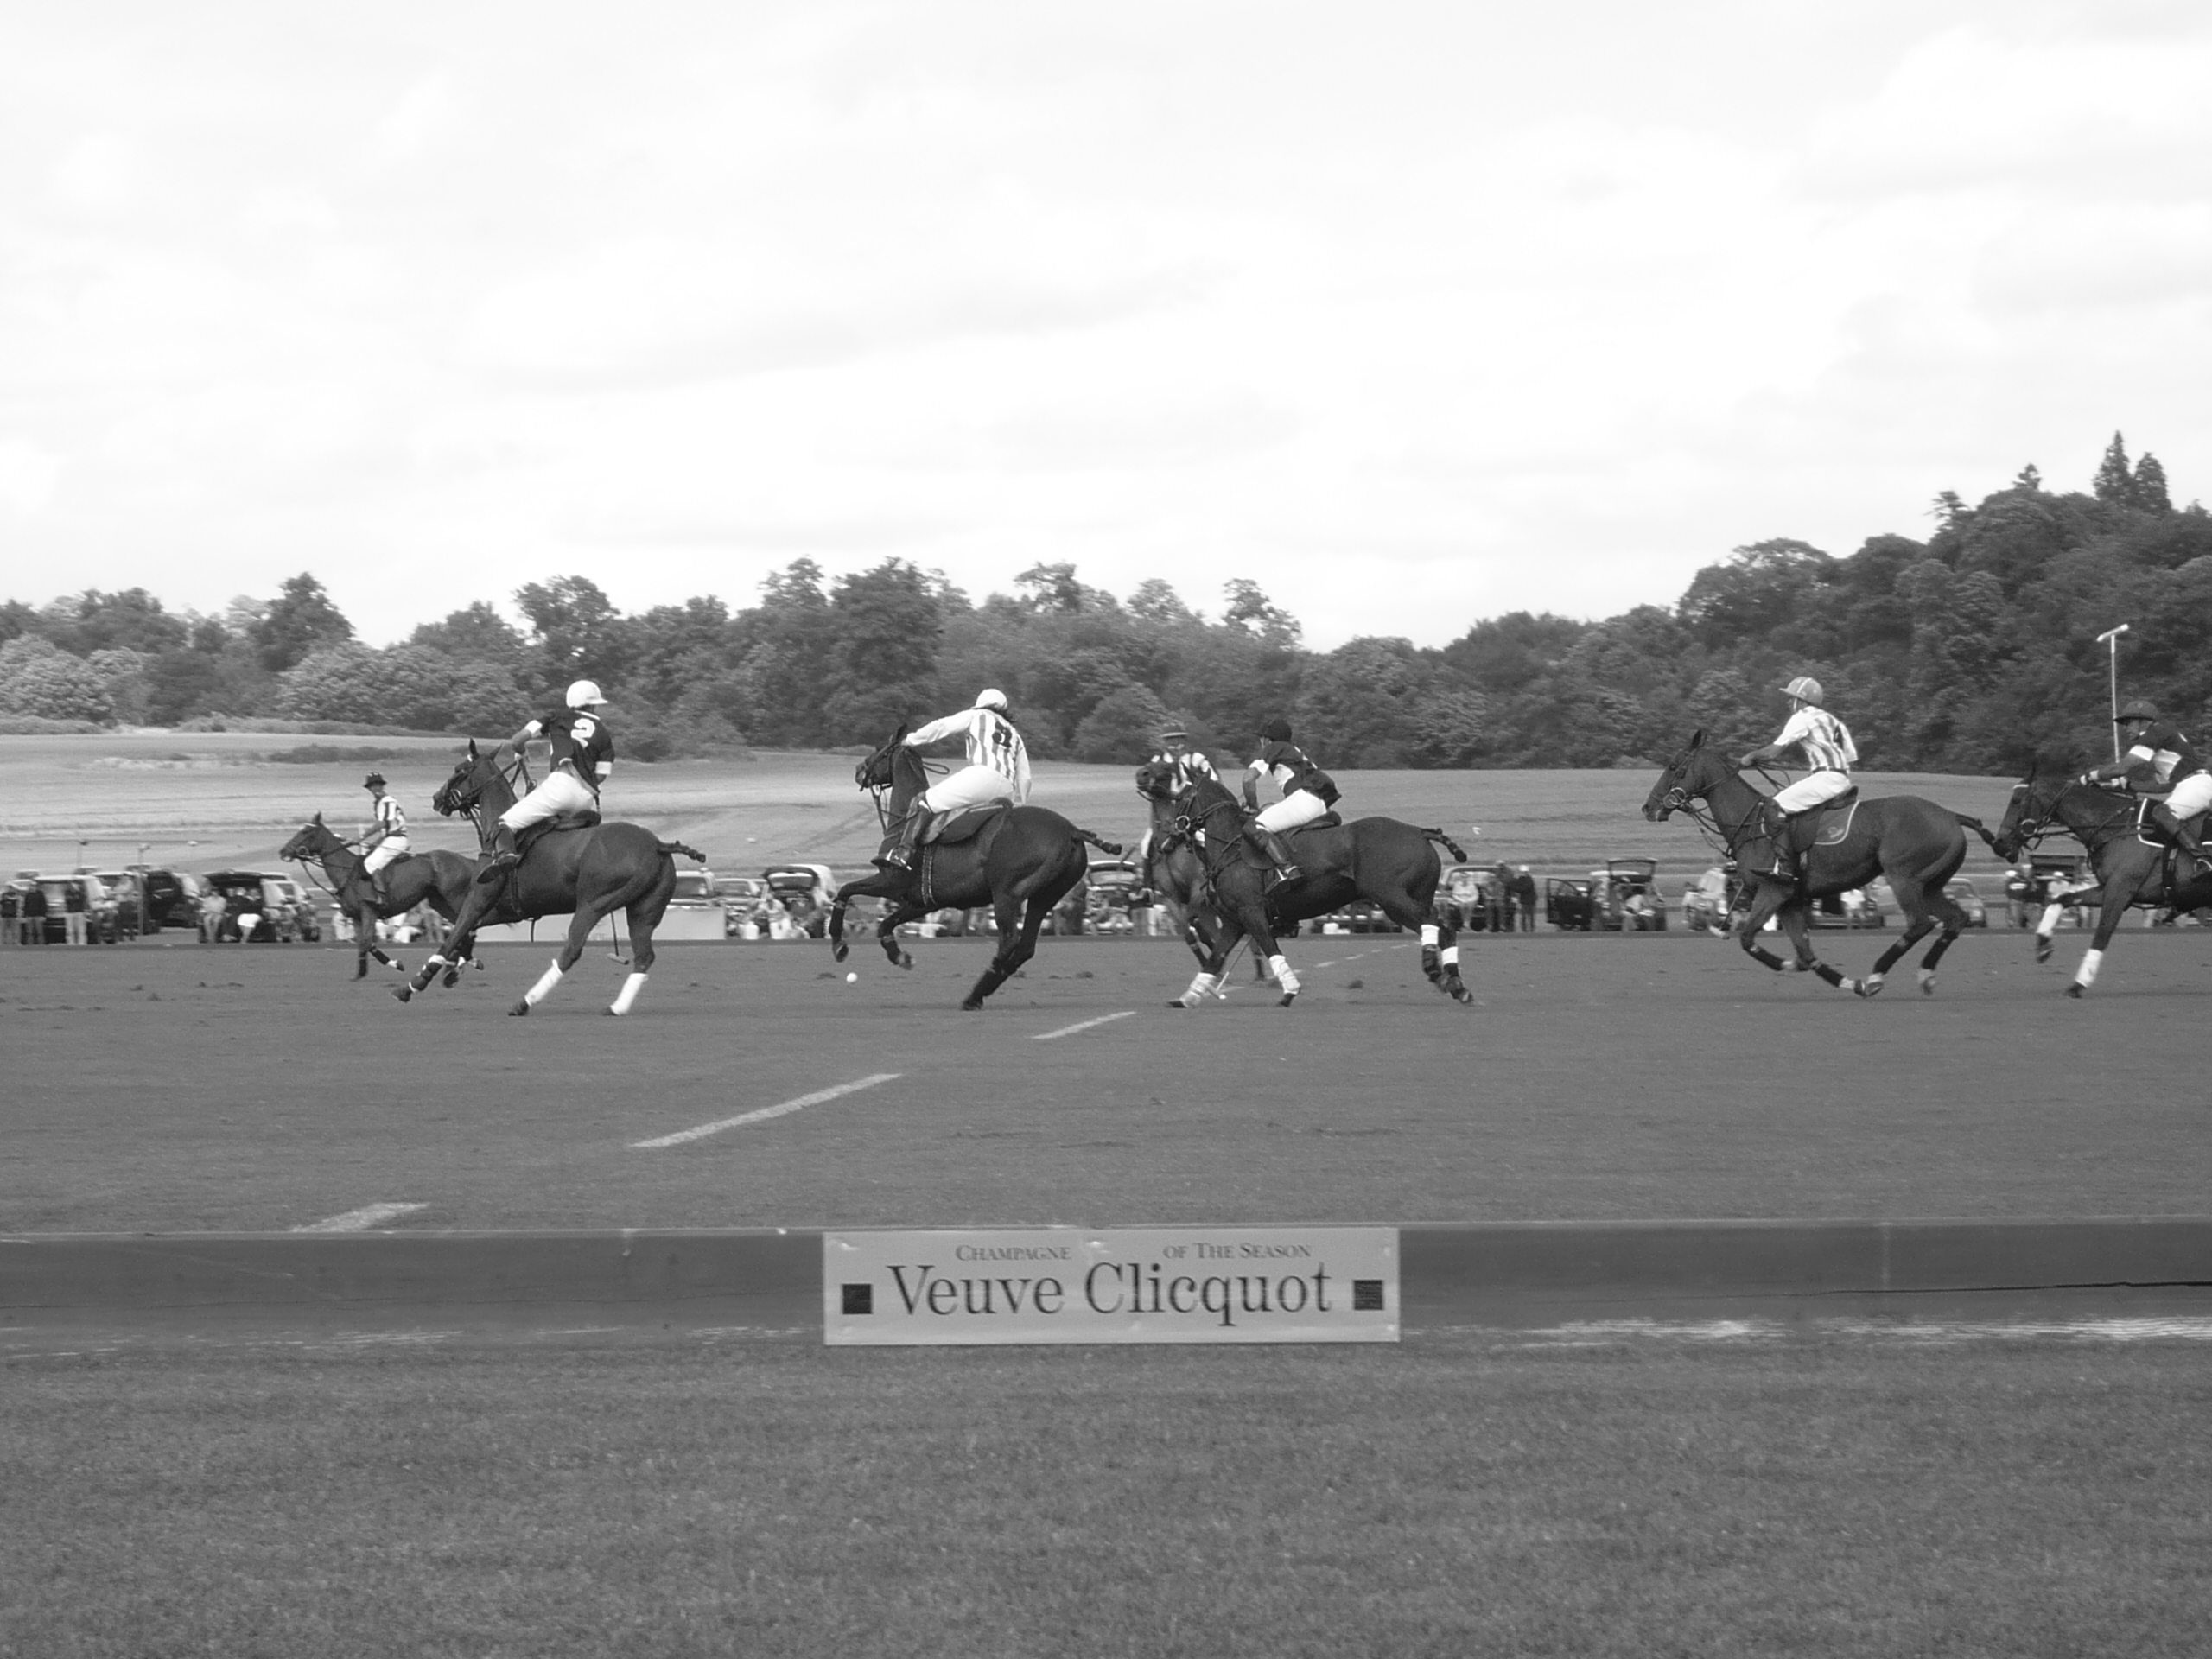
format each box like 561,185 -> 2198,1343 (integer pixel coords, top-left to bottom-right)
2081,699 -> 2212,874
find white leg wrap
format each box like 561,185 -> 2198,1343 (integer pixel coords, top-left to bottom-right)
1421,924 -> 1440,948
610,971 -> 648,1016
2075,949 -> 2102,989
524,960 -> 565,1007
1441,944 -> 1459,969
1179,971 -> 1218,1007
2037,905 -> 2063,941
1268,954 -> 1300,995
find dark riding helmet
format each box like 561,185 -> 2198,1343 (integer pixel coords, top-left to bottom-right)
364,772 -> 386,788
1260,717 -> 1293,743
2114,699 -> 2160,724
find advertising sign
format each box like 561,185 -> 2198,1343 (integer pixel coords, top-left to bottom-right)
824,1226 -> 1398,1345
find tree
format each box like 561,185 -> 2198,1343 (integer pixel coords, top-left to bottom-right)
2013,462 -> 2043,492
2093,431 -> 2135,505
0,635 -> 113,721
1222,579 -> 1300,646
410,601 -> 530,671
1014,563 -> 1085,614
253,574 -> 353,671
515,575 -> 630,688
1070,683 -> 1173,763
1128,579 -> 1198,624
823,561 -> 943,740
2135,453 -> 2173,514
1676,539 -> 1836,648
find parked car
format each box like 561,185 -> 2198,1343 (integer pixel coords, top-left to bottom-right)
202,871 -> 319,942
1545,876 -> 1596,931
1083,859 -> 1149,933
1436,864 -> 1491,931
1945,876 -> 1990,928
1593,859 -> 1668,931
16,872 -> 122,943
124,868 -> 208,933
761,864 -> 837,939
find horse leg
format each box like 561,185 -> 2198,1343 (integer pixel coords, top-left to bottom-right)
512,908 -> 599,1016
1402,896 -> 1472,1006
961,890 -> 1043,1011
2033,899 -> 2066,964
1170,915 -> 1243,1009
875,899 -> 924,969
607,910 -> 658,1016
2065,866 -> 2150,998
1733,885 -> 1796,971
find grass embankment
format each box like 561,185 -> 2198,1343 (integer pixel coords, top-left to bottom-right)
6,1336 -> 2209,1657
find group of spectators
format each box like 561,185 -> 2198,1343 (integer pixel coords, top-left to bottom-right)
2,874 -> 105,945
1439,864 -> 1540,933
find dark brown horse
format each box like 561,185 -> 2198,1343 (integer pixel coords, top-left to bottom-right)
392,741 -> 704,1017
1992,766 -> 2212,995
1133,760 -> 1245,983
1165,775 -> 1471,1009
1642,730 -> 1993,996
278,813 -> 478,982
825,727 -> 1121,1011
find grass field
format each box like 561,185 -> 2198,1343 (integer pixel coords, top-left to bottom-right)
7,733 -> 2207,1655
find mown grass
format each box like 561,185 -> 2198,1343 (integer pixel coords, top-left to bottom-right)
7,1334 -> 2210,1657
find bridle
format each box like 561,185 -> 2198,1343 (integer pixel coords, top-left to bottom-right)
856,736 -> 943,832
435,747 -> 532,847
281,818 -> 372,905
1654,752 -> 1772,865
2001,776 -> 2133,861
1172,785 -> 1261,885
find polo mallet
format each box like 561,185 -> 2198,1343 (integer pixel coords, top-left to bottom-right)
2097,623 -> 2130,761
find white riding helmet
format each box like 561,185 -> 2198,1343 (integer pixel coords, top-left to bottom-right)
1781,676 -> 1824,707
566,679 -> 609,709
974,688 -> 1008,711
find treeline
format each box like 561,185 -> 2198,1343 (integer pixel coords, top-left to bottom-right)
2,433 -> 2202,772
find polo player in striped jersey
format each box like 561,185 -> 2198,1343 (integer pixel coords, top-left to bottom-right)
876,689 -> 1033,873
1738,675 -> 1858,887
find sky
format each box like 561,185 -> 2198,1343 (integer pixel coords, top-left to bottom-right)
3,1 -> 2209,652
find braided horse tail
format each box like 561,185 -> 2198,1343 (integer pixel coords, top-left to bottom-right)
1417,827 -> 1467,861
1073,827 -> 1125,857
1953,813 -> 2001,855
658,840 -> 709,863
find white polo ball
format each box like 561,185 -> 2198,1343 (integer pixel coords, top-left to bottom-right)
845,971 -> 859,984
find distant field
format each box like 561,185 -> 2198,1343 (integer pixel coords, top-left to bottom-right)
0,731 -> 2021,891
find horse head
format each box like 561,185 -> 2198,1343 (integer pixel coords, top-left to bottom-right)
855,724 -> 912,796
1172,776 -> 1243,838
1134,760 -> 1179,803
433,740 -> 499,817
1991,763 -> 2057,862
277,813 -> 333,863
1642,729 -> 1725,821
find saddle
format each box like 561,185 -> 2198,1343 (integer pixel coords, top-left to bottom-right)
1192,810 -> 1340,849
1781,789 -> 1860,854
514,811 -> 601,860
918,804 -> 1006,848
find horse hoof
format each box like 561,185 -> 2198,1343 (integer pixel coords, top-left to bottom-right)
390,986 -> 411,1004
2063,983 -> 2084,999
832,942 -> 849,963
960,998 -> 984,1012
1277,993 -> 1298,1007
509,1000 -> 530,1016
1450,982 -> 1473,1005
1855,976 -> 1883,999
1168,998 -> 1192,1010
899,954 -> 914,971
441,971 -> 460,989
1917,973 -> 1937,996
2035,944 -> 2052,966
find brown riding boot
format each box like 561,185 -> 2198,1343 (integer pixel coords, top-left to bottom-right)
1243,823 -> 1300,882
875,804 -> 929,872
476,825 -> 519,885
2152,804 -> 2212,875
1759,801 -> 1800,884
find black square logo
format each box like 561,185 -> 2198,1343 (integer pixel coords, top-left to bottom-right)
1352,1280 -> 1385,1311
841,1283 -> 873,1315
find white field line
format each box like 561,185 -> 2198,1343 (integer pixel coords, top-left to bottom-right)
293,1202 -> 428,1233
631,1073 -> 901,1149
1033,1010 -> 1135,1041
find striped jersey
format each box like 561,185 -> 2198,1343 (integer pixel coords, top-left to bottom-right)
372,794 -> 407,836
1148,747 -> 1220,792
908,707 -> 1032,802
1774,706 -> 1857,774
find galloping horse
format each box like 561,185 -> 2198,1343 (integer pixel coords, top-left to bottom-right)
824,726 -> 1122,1011
1165,775 -> 1470,1009
278,813 -> 478,981
1642,730 -> 1990,996
392,741 -> 705,1017
1992,766 -> 2212,996
1134,760 -> 1243,978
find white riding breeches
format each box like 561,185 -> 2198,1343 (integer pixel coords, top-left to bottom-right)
1773,771 -> 1852,814
2164,772 -> 2212,820
1255,790 -> 1330,832
362,838 -> 408,876
921,766 -> 1018,814
499,769 -> 599,830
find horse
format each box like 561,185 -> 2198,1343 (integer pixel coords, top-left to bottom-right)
391,741 -> 706,1017
823,726 -> 1122,1011
1163,774 -> 1471,1009
1642,729 -> 1993,996
278,813 -> 480,982
1134,760 -> 1265,984
1991,766 -> 2212,996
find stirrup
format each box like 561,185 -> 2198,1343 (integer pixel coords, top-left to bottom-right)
874,849 -> 912,871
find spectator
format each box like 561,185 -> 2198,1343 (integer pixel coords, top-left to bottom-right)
1510,865 -> 1538,932
22,880 -> 48,944
61,879 -> 87,946
0,882 -> 17,947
